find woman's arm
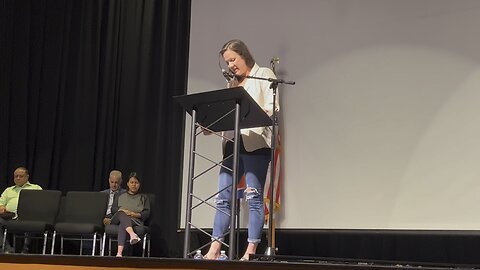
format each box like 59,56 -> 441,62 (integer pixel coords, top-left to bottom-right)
139,194 -> 151,221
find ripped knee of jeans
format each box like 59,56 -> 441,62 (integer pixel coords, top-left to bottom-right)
245,187 -> 260,201
215,196 -> 228,206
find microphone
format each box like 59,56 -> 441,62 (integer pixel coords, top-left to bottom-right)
270,57 -> 280,75
221,69 -> 235,82
270,57 -> 280,64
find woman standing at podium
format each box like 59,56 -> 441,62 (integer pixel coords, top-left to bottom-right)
204,39 -> 279,261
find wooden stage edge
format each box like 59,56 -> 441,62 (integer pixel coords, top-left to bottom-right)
0,254 -> 476,270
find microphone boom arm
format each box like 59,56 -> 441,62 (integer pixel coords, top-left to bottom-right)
244,75 -> 295,86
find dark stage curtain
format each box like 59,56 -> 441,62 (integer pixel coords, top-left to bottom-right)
0,0 -> 190,257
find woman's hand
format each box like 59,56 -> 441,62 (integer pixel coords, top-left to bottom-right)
201,127 -> 212,135
228,78 -> 239,88
120,208 -> 140,218
119,208 -> 131,215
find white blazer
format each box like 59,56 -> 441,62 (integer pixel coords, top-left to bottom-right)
222,63 -> 280,152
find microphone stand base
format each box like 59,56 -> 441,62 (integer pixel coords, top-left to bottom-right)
264,247 -> 277,256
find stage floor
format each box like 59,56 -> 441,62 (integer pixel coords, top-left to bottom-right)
0,254 -> 477,270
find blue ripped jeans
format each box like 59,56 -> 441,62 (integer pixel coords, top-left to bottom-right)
212,152 -> 271,244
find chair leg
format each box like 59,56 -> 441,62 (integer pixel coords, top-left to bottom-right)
147,235 -> 151,257
79,238 -> 83,255
101,232 -> 106,256
142,234 -> 147,257
109,237 -> 112,256
2,229 -> 7,252
51,231 -> 56,255
60,235 -> 64,255
92,234 -> 97,256
42,231 -> 48,255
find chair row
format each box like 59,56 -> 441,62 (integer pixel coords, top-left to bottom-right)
0,190 -> 153,257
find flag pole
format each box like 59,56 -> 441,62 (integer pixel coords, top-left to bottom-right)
242,58 -> 295,257
265,57 -> 280,256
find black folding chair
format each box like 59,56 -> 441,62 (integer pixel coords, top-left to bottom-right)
52,191 -> 108,255
2,190 -> 62,254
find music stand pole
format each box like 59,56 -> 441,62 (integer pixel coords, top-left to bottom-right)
228,102 -> 241,260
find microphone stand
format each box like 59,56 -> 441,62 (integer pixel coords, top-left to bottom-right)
243,73 -> 295,257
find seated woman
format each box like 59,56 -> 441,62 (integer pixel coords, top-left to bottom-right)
109,172 -> 150,257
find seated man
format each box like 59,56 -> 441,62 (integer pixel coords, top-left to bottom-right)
102,170 -> 126,222
82,170 -> 125,255
0,167 -> 42,254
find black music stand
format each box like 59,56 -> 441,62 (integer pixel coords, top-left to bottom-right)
175,87 -> 271,259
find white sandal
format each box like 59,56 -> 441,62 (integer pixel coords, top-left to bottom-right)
129,234 -> 141,245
